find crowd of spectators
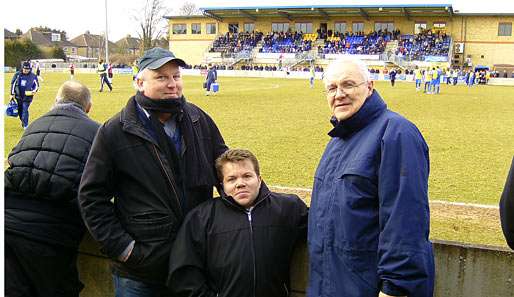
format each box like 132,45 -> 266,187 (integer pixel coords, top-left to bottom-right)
260,31 -> 312,53
396,30 -> 451,60
318,29 -> 401,56
209,31 -> 264,55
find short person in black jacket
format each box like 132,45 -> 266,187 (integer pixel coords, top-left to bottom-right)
168,149 -> 308,297
79,48 -> 227,296
5,80 -> 100,297
500,157 -> 514,249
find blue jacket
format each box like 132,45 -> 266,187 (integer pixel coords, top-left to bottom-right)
10,71 -> 39,101
308,90 -> 434,297
206,68 -> 217,83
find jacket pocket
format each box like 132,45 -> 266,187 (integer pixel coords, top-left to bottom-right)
126,211 -> 176,242
333,159 -> 379,250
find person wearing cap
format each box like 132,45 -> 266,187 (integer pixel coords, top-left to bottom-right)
5,80 -> 99,297
10,61 -> 39,129
97,58 -> 112,92
79,47 -> 228,296
308,56 -> 434,297
168,148 -> 308,297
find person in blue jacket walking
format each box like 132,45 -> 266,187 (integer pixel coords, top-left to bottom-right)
10,61 -> 39,129
205,64 -> 217,96
308,56 -> 434,297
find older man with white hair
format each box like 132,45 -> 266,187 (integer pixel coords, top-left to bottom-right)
308,57 -> 435,297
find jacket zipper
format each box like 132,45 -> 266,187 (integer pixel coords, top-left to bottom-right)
283,283 -> 289,296
247,208 -> 257,297
152,144 -> 182,217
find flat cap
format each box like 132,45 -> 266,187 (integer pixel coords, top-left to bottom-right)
137,48 -> 187,71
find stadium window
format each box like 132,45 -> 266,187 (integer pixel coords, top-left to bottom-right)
191,23 -> 201,34
499,22 -> 512,36
229,23 -> 239,33
415,22 -> 427,34
272,23 -> 290,33
206,23 -> 217,34
375,22 -> 394,32
352,22 -> 364,32
433,22 -> 446,31
334,22 -> 347,33
244,23 -> 255,33
172,24 -> 187,34
295,23 -> 313,33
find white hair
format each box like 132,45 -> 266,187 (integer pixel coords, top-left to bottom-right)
132,68 -> 148,91
323,56 -> 371,87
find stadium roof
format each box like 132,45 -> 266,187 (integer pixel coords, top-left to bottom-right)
198,4 -> 454,21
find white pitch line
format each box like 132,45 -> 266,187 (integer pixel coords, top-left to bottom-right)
269,185 -> 499,209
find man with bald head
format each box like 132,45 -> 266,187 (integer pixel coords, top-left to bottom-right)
79,48 -> 227,296
5,80 -> 99,297
308,57 -> 434,297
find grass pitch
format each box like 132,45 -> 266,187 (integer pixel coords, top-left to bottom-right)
4,72 -> 514,246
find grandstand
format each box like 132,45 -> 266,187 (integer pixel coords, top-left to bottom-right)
165,4 -> 514,73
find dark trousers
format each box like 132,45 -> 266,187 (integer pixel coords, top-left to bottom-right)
5,233 -> 84,297
16,98 -> 32,128
100,74 -> 112,91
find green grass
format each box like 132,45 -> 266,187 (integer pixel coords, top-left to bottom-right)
4,72 -> 514,246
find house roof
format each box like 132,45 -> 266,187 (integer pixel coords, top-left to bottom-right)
70,32 -> 117,48
4,28 -> 18,39
115,35 -> 141,49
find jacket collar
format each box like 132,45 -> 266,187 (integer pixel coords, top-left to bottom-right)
221,181 -> 272,211
328,89 -> 387,139
119,96 -> 156,144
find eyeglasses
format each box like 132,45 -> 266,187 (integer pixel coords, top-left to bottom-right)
325,81 -> 367,96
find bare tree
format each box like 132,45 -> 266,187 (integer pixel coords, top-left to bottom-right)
132,0 -> 170,51
178,2 -> 201,16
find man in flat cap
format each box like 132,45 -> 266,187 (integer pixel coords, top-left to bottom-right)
79,48 -> 228,296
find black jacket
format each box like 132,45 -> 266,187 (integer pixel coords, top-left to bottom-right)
500,157 -> 514,249
168,183 -> 308,297
78,96 -> 227,284
5,103 -> 100,248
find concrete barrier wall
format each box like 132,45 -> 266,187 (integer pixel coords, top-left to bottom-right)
78,235 -> 514,297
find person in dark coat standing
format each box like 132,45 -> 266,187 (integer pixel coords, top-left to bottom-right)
10,61 -> 39,129
205,64 -> 217,96
79,48 -> 227,297
5,80 -> 100,297
500,157 -> 514,249
389,68 -> 397,87
308,57 -> 434,297
168,149 -> 308,297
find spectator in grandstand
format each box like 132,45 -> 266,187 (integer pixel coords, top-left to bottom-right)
309,56 -> 434,297
168,148 -> 308,297
500,157 -> 514,249
5,80 -> 99,297
97,59 -> 112,92
205,64 -> 218,96
389,68 -> 397,87
79,47 -> 227,297
10,61 -> 39,129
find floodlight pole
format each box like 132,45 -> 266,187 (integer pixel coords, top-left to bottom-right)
104,0 -> 109,63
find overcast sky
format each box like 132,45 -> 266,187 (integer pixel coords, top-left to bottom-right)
3,0 -> 514,41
